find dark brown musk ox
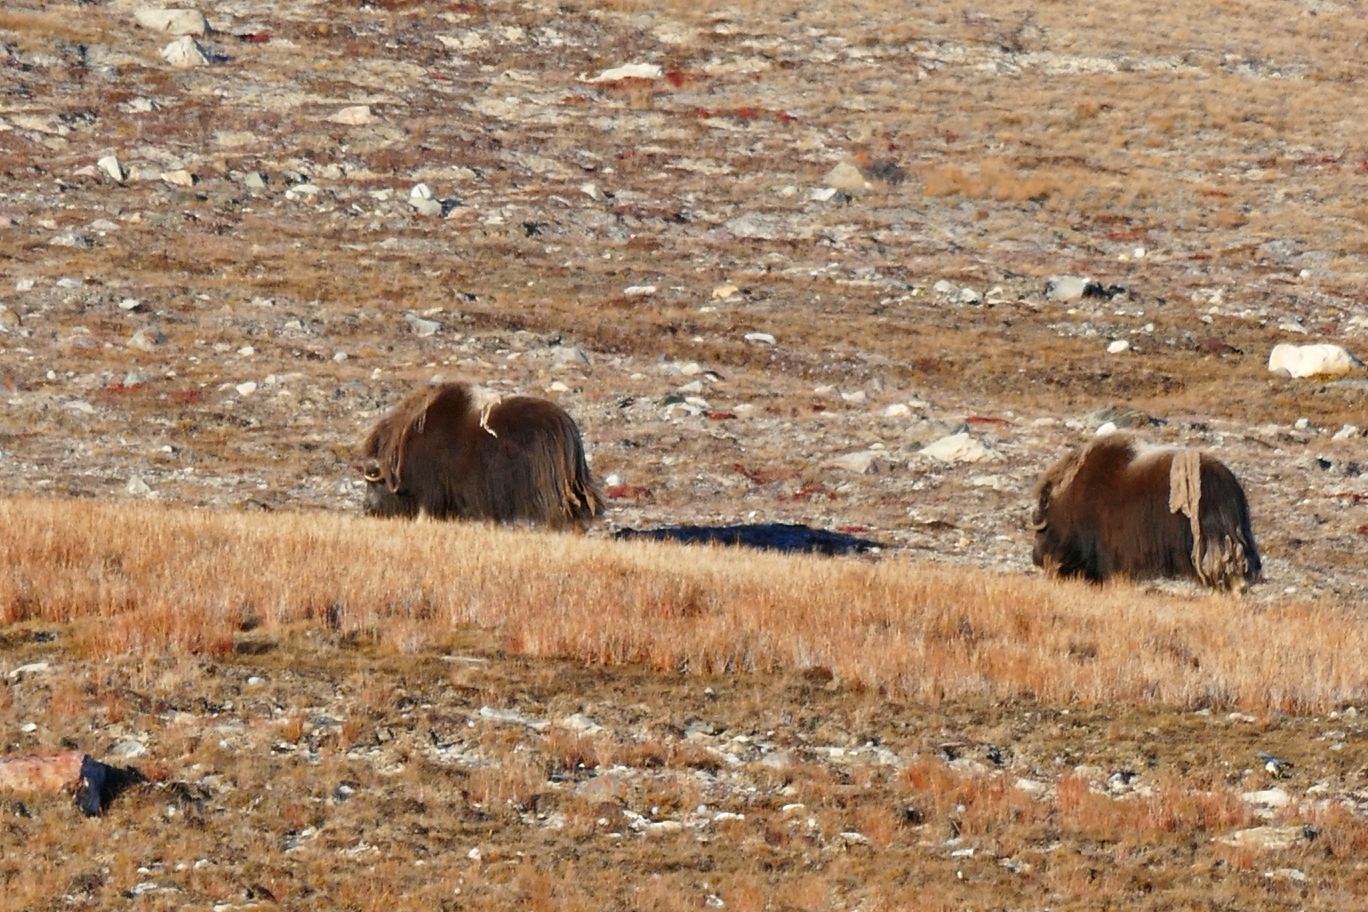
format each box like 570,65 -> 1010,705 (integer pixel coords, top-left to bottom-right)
356,382 -> 605,530
1030,433 -> 1261,590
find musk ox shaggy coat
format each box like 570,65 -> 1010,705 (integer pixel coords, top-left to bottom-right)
1031,434 -> 1261,590
358,382 -> 604,530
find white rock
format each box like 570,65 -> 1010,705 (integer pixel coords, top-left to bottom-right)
558,713 -> 603,735
809,187 -> 839,202
1106,339 -> 1130,354
932,279 -> 957,296
410,183 -> 434,200
161,169 -> 195,188
328,105 -> 377,126
285,184 -> 321,201
410,197 -> 443,217
1265,868 -> 1308,883
1221,825 -> 1308,850
110,739 -> 150,759
1278,319 -> 1308,335
624,285 -> 657,296
1332,424 -> 1360,440
1095,421 -> 1118,436
126,476 -> 154,497
333,351 -> 348,362
1241,787 -> 1292,810
237,345 -> 255,356
957,287 -> 982,305
128,328 -> 168,352
97,155 -> 124,182
712,284 -> 739,299
551,345 -> 590,367
1046,274 -> 1094,303
118,298 -> 143,311
405,313 -> 441,336
840,390 -> 867,404
585,62 -> 662,82
823,161 -> 870,194
825,450 -> 888,475
124,371 -> 147,387
1268,343 -> 1363,378
135,9 -> 209,35
9,662 -> 51,679
969,474 -> 1007,490
884,403 -> 912,418
919,432 -> 991,464
15,279 -> 35,292
579,182 -> 607,202
744,332 -> 776,345
235,382 -> 257,396
160,35 -> 211,68
604,474 -> 623,487
547,381 -> 569,392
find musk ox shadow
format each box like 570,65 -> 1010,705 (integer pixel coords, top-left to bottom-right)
615,523 -> 880,556
357,382 -> 604,530
1031,434 -> 1261,590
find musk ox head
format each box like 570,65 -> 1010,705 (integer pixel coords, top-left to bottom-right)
356,382 -> 605,530
1031,434 -> 1261,590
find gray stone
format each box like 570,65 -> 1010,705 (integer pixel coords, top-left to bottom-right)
126,476 -> 154,497
724,213 -> 783,240
50,233 -> 94,249
744,332 -> 776,345
243,171 -> 267,190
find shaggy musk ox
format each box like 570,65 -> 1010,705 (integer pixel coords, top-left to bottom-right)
1031,434 -> 1261,590
357,382 -> 604,530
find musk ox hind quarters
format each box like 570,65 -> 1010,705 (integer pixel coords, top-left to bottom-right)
1031,434 -> 1261,591
357,382 -> 605,531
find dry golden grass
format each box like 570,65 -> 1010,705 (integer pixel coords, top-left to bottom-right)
3,496 -> 1363,713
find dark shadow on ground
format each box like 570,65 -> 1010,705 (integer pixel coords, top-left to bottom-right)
614,523 -> 881,556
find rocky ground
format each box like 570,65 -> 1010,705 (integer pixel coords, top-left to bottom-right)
2,0 -> 1368,906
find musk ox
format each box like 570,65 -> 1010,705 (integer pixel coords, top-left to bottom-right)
1030,434 -> 1261,590
357,382 -> 604,530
